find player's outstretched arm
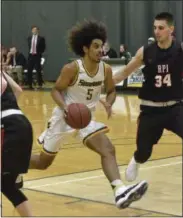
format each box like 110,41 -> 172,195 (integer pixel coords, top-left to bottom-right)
113,47 -> 144,84
100,64 -> 116,119
104,64 -> 116,106
3,72 -> 22,99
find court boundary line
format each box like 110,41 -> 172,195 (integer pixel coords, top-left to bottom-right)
23,188 -> 180,217
32,132 -> 180,148
25,155 -> 182,182
32,141 -> 181,153
25,160 -> 182,188
24,159 -> 182,216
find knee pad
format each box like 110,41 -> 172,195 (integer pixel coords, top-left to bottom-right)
2,174 -> 27,207
2,187 -> 27,207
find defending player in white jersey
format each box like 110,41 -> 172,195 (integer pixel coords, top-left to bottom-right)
29,19 -> 148,209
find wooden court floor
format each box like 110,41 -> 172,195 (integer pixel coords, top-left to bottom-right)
1,87 -> 182,217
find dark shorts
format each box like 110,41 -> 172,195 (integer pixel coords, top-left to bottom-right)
1,114 -> 33,174
137,101 -> 183,146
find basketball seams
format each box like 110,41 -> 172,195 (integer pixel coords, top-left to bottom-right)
68,104 -> 78,129
65,103 -> 91,129
77,103 -> 83,128
88,108 -> 92,125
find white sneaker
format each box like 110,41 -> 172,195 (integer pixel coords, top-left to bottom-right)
115,180 -> 148,209
37,130 -> 47,144
125,156 -> 140,182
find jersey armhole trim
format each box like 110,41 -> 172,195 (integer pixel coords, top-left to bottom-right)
103,62 -> 107,81
69,61 -> 79,86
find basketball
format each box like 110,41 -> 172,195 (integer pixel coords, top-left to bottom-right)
65,103 -> 91,129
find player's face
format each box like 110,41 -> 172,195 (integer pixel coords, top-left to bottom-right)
85,39 -> 103,63
154,20 -> 174,43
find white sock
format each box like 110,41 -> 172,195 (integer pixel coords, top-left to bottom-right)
111,179 -> 123,187
132,156 -> 137,164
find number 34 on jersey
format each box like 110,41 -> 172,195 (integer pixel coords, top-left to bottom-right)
155,64 -> 172,88
155,74 -> 172,88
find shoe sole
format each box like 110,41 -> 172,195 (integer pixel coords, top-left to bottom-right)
117,181 -> 148,209
132,181 -> 148,201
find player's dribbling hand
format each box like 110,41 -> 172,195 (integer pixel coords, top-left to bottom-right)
99,99 -> 113,119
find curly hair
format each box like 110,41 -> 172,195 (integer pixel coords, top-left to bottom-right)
68,19 -> 107,57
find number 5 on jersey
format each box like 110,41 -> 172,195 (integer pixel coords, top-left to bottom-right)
87,89 -> 94,100
155,74 -> 172,88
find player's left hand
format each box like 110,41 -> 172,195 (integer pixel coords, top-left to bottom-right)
99,99 -> 113,119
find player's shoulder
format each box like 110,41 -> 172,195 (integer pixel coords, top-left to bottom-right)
141,42 -> 157,59
102,62 -> 113,78
102,61 -> 112,71
61,61 -> 79,74
100,61 -> 112,80
133,46 -> 144,61
167,40 -> 183,52
143,42 -> 156,52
